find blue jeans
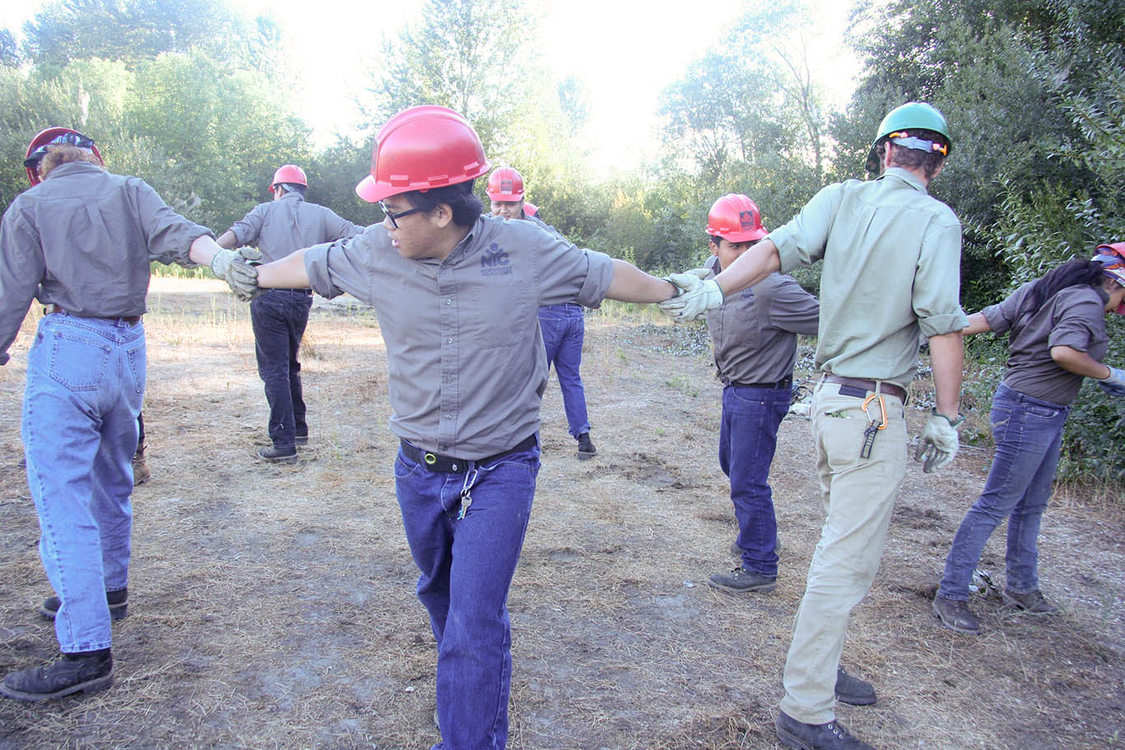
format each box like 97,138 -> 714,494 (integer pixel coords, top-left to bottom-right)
720,384 -> 789,576
251,289 -> 312,448
22,313 -> 144,653
939,383 -> 1069,600
539,304 -> 590,437
395,438 -> 541,750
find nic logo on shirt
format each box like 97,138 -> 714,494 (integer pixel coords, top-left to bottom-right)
481,242 -> 512,276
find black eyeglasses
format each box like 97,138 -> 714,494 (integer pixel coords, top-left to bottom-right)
379,201 -> 422,229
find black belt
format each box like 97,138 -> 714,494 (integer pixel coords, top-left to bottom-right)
44,304 -> 141,326
400,434 -> 538,473
822,375 -> 907,403
726,376 -> 792,390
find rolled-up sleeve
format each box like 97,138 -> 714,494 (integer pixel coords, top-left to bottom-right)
227,204 -> 266,247
912,214 -> 968,337
304,225 -> 387,300
133,179 -> 212,266
768,183 -> 843,274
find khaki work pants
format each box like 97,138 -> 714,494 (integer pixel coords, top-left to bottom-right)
779,380 -> 907,724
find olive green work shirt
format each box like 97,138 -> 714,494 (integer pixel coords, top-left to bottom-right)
767,167 -> 968,389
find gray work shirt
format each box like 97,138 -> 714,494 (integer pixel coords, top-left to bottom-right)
0,161 -> 210,360
768,167 -> 968,388
983,282 -> 1109,405
226,192 -> 362,264
303,214 -> 615,459
704,256 -> 820,385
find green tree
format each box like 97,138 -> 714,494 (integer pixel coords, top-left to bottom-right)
361,0 -> 537,155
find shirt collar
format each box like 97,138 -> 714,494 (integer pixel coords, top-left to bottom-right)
43,160 -> 103,181
279,191 -> 305,202
880,166 -> 928,194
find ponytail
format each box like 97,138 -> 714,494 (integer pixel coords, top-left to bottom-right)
1018,258 -> 1104,319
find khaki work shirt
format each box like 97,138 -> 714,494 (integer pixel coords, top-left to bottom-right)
0,162 -> 210,361
768,167 -> 968,388
704,256 -> 820,385
303,214 -> 615,459
226,192 -> 362,264
984,282 -> 1109,405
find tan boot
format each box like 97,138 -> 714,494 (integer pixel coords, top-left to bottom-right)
132,446 -> 151,486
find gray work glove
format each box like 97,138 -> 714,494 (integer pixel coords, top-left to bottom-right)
1099,366 -> 1125,397
914,410 -> 963,473
211,247 -> 263,302
1098,378 -> 1125,398
658,269 -> 723,322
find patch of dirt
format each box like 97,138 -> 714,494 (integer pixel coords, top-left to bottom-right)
0,277 -> 1121,749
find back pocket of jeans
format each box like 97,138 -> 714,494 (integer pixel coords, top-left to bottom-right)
49,332 -> 110,391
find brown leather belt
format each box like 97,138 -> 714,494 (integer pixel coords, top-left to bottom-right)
400,434 -> 538,473
44,304 -> 141,326
822,374 -> 907,403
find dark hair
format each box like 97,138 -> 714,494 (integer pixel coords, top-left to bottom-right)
278,183 -> 307,197
403,180 -> 483,227
877,128 -> 948,179
1016,258 -> 1105,320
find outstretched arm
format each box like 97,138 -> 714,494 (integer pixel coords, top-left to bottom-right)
606,259 -> 680,303
256,249 -> 311,289
713,239 -> 781,296
962,312 -> 991,335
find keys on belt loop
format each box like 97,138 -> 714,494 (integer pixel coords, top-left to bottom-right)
860,394 -> 887,459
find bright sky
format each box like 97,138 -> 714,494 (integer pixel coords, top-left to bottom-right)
1,0 -> 860,172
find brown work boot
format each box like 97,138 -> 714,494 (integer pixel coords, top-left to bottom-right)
932,594 -> 981,634
132,447 -> 151,485
1001,588 -> 1058,616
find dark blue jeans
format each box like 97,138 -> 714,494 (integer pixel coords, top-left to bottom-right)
395,438 -> 540,750
250,289 -> 312,449
539,304 -> 590,438
23,313 -> 143,652
720,383 -> 790,576
939,383 -> 1070,600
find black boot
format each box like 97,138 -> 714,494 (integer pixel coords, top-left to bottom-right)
0,649 -> 113,702
40,587 -> 128,621
576,432 -> 597,460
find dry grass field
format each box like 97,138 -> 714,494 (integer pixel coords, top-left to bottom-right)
0,277 -> 1122,749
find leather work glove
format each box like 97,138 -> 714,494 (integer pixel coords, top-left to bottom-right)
211,247 -> 263,302
914,410 -> 963,473
659,270 -> 724,322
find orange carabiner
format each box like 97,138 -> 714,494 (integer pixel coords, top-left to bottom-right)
862,394 -> 888,430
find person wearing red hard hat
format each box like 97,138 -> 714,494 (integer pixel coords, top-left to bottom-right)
236,105 -> 679,749
215,165 -> 362,463
487,166 -> 598,460
0,127 -> 253,702
934,243 -> 1125,636
696,195 -> 820,599
661,102 -> 966,750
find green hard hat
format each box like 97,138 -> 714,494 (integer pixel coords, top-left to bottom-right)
865,102 -> 951,172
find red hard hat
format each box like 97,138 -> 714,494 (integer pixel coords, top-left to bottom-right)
522,201 -> 538,217
24,127 -> 104,186
271,164 -> 307,190
1094,242 -> 1125,287
486,167 -> 525,201
706,194 -> 768,242
355,105 -> 491,204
